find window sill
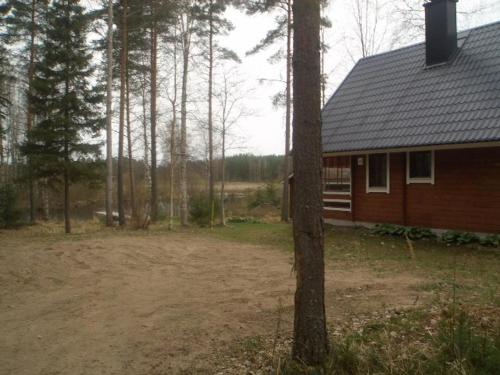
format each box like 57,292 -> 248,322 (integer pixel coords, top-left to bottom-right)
366,187 -> 390,194
407,178 -> 434,184
323,191 -> 351,195
324,207 -> 351,212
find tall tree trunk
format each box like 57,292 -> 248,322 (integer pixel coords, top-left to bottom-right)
0,116 -> 4,184
140,68 -> 151,190
320,1 -> 326,107
208,0 -> 214,228
40,179 -> 49,220
64,79 -> 71,234
291,0 -> 328,365
64,159 -> 70,234
105,0 -> 114,227
150,1 -> 158,223
126,65 -> 137,221
118,0 -> 128,226
169,29 -> 178,231
27,0 -> 37,223
220,127 -> 226,226
180,17 -> 190,226
281,0 -> 292,222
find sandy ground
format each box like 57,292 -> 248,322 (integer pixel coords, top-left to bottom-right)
0,233 -> 424,375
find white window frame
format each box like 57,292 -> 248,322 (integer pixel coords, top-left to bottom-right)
406,150 -> 435,185
323,199 -> 351,212
323,156 -> 352,196
366,153 -> 390,194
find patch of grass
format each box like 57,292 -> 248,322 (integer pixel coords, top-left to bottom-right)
226,305 -> 500,375
205,222 -> 294,250
202,222 -> 500,306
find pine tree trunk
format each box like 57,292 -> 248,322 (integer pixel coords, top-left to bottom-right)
281,0 -> 292,222
169,32 -> 178,231
118,0 -> 128,227
140,71 -> 151,190
220,128 -> 226,226
27,0 -> 37,224
0,116 -> 4,184
64,164 -> 70,233
40,179 -> 50,220
105,0 -> 114,227
320,1 -> 326,107
126,65 -> 137,221
169,116 -> 176,230
64,78 -> 71,234
180,21 -> 190,227
291,0 -> 328,365
208,0 -> 214,228
150,1 -> 158,223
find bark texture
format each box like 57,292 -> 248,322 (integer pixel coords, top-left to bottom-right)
150,1 -> 158,223
291,0 -> 328,365
27,0 -> 37,223
169,29 -> 178,231
105,0 -> 114,227
281,0 -> 292,222
126,67 -> 137,220
118,0 -> 128,226
208,0 -> 215,228
180,18 -> 190,226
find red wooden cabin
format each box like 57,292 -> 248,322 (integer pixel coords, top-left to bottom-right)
317,0 -> 500,234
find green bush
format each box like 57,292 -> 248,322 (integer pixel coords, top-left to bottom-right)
226,217 -> 261,224
248,182 -> 280,209
441,231 -> 480,246
189,194 -> 219,227
372,224 -> 437,241
479,235 -> 500,248
0,183 -> 22,229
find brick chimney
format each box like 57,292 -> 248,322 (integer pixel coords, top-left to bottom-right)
424,0 -> 458,66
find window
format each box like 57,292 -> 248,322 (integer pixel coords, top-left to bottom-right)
366,153 -> 390,193
407,151 -> 434,184
323,156 -> 351,195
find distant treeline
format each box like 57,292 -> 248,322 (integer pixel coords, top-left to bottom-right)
219,154 -> 284,182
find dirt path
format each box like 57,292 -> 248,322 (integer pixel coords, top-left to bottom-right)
0,233 -> 424,374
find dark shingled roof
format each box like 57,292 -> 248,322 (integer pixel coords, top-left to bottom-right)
322,21 -> 500,153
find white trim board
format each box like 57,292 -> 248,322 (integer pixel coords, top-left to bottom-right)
324,141 -> 500,157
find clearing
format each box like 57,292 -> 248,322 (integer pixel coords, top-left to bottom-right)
0,223 -> 498,374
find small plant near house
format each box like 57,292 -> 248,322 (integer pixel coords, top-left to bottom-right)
441,231 -> 480,246
372,224 -> 437,241
479,235 -> 500,248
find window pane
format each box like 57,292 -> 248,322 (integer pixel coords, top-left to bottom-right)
409,151 -> 432,179
369,154 -> 387,188
323,157 -> 351,193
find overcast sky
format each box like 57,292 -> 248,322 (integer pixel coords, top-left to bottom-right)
217,0 -> 500,156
